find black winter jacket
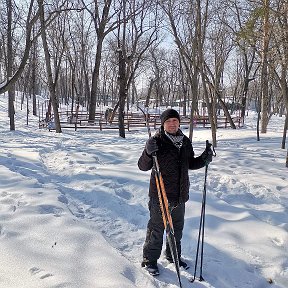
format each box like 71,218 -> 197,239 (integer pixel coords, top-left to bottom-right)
138,127 -> 205,203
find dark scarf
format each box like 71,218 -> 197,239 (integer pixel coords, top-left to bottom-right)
164,130 -> 184,150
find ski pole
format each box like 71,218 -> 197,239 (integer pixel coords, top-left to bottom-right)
153,153 -> 183,288
191,140 -> 215,283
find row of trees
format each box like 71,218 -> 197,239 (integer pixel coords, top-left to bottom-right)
0,0 -> 287,149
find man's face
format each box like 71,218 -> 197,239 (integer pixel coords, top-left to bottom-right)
163,117 -> 180,134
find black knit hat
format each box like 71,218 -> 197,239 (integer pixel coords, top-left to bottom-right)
160,108 -> 180,125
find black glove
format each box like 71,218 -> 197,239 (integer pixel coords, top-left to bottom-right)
145,137 -> 158,155
201,146 -> 213,165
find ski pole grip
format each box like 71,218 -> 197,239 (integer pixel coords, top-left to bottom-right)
206,140 -> 212,150
206,140 -> 216,156
152,151 -> 157,156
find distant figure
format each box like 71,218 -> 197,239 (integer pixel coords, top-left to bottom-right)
45,111 -> 51,123
105,108 -> 113,123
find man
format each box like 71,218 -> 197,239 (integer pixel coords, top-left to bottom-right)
138,108 -> 213,276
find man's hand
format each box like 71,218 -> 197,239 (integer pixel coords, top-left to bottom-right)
201,146 -> 213,165
145,137 -> 159,155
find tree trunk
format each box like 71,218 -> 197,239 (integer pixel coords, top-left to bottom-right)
145,78 -> 155,107
260,0 -> 270,134
38,0 -> 61,133
280,65 -> 288,149
196,0 -> 217,146
215,91 -> 236,129
241,78 -> 249,119
89,40 -> 103,121
256,93 -> 261,141
87,0 -> 112,121
31,34 -> 38,116
188,70 -> 198,141
7,0 -> 15,131
282,114 -> 287,149
286,149 -> 288,168
118,50 -> 126,138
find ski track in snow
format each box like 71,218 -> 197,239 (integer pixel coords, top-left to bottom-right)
210,137 -> 288,229
208,142 -> 287,288
38,134 -> 149,261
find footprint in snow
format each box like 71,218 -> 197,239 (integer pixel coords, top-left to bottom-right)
0,191 -> 27,213
40,273 -> 53,279
29,267 -> 43,275
29,267 -> 53,279
58,194 -> 68,204
271,237 -> 284,247
276,185 -> 287,192
115,188 -> 132,200
0,225 -> 5,237
38,204 -> 64,217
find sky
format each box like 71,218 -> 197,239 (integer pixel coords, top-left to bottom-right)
0,94 -> 287,288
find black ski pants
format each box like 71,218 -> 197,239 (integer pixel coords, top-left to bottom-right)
143,197 -> 185,263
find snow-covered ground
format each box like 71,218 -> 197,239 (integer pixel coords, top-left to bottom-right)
0,94 -> 287,288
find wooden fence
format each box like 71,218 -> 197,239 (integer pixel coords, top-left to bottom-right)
39,110 -> 243,132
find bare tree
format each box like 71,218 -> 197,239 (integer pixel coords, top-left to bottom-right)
81,0 -> 120,122
272,0 -> 288,151
223,0 -> 260,120
260,0 -> 271,134
115,0 -> 159,138
64,11 -> 93,113
6,0 -> 15,130
0,0 -> 40,95
203,3 -> 236,130
159,0 -> 200,140
30,31 -> 39,116
143,46 -> 170,109
37,0 -> 70,133
159,0 -> 221,145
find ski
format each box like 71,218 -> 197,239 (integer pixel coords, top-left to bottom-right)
153,154 -> 183,288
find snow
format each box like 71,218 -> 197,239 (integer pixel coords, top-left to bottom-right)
0,93 -> 287,288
